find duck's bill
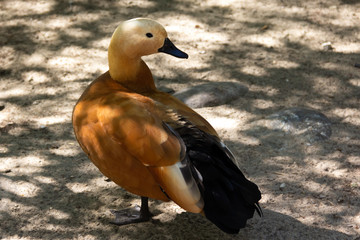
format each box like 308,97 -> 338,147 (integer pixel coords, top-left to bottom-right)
158,38 -> 188,59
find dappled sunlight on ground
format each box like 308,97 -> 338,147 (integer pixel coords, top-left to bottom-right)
1,0 -> 359,239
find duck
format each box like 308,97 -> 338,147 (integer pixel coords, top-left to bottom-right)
72,18 -> 262,234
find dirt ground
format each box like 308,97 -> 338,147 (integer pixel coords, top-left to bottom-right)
1,0 -> 360,239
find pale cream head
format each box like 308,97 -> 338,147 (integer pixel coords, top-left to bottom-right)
110,18 -> 168,59
108,18 -> 187,83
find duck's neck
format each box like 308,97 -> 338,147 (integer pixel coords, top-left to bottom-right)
108,46 -> 156,93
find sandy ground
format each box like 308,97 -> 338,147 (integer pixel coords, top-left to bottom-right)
1,0 -> 360,239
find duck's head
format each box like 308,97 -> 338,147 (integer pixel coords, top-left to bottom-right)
110,18 -> 188,59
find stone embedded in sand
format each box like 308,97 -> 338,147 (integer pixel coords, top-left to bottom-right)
266,107 -> 332,143
173,82 -> 248,108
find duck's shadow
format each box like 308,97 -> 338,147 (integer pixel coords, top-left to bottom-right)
106,207 -> 352,240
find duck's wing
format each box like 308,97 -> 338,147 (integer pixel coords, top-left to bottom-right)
96,96 -> 181,167
148,103 -> 262,232
89,93 -> 204,213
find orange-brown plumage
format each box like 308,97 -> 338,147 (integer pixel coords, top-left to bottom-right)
73,18 -> 261,233
73,68 -> 216,202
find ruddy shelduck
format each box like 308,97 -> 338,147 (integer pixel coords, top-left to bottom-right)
72,18 -> 262,234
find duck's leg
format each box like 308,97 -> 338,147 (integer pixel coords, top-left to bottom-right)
110,196 -> 151,225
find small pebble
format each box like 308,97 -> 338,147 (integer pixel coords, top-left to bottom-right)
322,42 -> 333,51
279,183 -> 286,190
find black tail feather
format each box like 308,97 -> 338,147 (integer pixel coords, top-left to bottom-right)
175,124 -> 262,234
191,149 -> 262,234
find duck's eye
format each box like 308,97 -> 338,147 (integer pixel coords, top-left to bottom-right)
146,33 -> 153,38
